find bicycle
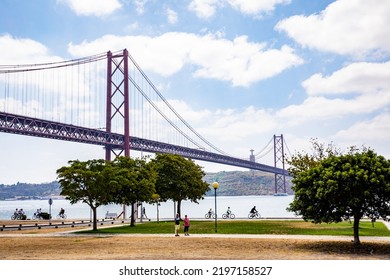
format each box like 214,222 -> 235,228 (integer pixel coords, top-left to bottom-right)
56,213 -> 67,219
32,213 -> 42,220
248,211 -> 261,219
11,213 -> 26,220
222,211 -> 235,219
204,211 -> 216,219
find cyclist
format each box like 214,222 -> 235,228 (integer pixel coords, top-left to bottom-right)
208,208 -> 213,215
226,207 -> 231,215
59,208 -> 65,217
250,206 -> 257,214
35,208 -> 42,218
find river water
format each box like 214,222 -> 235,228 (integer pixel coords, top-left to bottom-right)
0,195 -> 297,220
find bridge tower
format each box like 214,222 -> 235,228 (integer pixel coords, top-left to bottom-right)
249,149 -> 255,162
273,134 -> 287,194
105,49 -> 130,161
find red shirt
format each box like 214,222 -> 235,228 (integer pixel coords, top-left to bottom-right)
184,217 -> 190,226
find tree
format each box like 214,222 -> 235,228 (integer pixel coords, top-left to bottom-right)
111,156 -> 157,226
288,145 -> 390,245
287,138 -> 340,178
56,159 -> 118,231
153,153 -> 209,217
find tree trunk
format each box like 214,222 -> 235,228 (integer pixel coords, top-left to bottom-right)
177,200 -> 182,218
353,215 -> 361,246
130,203 -> 136,227
92,206 -> 98,231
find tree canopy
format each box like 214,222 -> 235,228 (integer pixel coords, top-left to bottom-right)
56,159 -> 118,230
153,153 -> 209,217
288,143 -> 390,245
111,156 -> 157,226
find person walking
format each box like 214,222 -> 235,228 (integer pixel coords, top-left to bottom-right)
183,215 -> 190,236
174,213 -> 181,236
142,207 -> 148,219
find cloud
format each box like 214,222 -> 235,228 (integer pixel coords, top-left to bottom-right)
198,106 -> 277,140
133,0 -> 148,15
166,8 -> 178,24
227,0 -> 291,16
278,61 -> 390,125
0,34 -> 60,64
60,0 -> 122,17
188,0 -> 291,19
68,32 -> 303,86
302,61 -> 390,96
334,113 -> 390,143
275,0 -> 390,57
188,0 -> 219,19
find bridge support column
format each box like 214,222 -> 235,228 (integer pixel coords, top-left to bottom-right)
105,49 -> 130,161
274,134 -> 287,194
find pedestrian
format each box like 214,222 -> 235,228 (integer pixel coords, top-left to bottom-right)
142,207 -> 148,219
183,215 -> 190,236
174,213 -> 180,236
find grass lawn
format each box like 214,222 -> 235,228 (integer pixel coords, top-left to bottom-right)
83,220 -> 390,236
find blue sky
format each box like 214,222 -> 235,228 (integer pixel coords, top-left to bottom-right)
1,0 -> 390,184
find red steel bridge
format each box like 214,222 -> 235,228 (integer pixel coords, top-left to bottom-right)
0,49 -> 289,193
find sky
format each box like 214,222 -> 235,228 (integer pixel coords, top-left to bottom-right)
1,0 -> 390,184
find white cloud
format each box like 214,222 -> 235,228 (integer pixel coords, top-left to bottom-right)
0,34 -> 60,64
198,106 -> 277,141
335,113 -> 390,143
60,0 -> 122,17
227,0 -> 291,16
68,32 -> 303,86
333,113 -> 390,158
276,0 -> 390,57
278,61 -> 390,125
302,61 -> 390,96
166,8 -> 178,24
134,0 -> 148,15
188,0 -> 291,19
188,0 -> 220,19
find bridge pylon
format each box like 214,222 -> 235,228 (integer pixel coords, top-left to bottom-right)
274,134 -> 287,194
105,49 -> 130,161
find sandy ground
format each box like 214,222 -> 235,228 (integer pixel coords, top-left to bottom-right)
1,224 -> 390,260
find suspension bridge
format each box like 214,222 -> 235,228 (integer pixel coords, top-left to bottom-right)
0,49 -> 289,194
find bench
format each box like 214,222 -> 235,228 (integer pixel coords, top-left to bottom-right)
105,212 -> 117,219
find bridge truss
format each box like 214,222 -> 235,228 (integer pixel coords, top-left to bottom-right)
0,111 -> 288,175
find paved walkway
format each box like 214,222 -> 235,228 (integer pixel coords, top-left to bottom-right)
2,219 -> 390,242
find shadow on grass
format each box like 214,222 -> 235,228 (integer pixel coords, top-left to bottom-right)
296,241 -> 390,258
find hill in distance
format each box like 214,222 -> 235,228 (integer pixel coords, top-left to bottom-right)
204,170 -> 292,196
0,170 -> 292,200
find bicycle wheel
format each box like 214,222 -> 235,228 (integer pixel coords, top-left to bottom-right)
230,213 -> 235,219
205,213 -> 210,219
56,214 -> 61,219
62,214 -> 67,219
11,214 -> 16,220
255,212 -> 261,219
248,213 -> 253,219
222,213 -> 227,219
212,214 -> 216,219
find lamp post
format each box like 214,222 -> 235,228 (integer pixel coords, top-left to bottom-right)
212,182 -> 219,233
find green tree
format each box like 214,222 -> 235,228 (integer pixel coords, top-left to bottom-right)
153,153 -> 209,217
111,156 -> 157,226
56,159 -> 117,231
288,146 -> 390,245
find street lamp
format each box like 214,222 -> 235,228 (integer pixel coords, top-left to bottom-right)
212,181 -> 219,233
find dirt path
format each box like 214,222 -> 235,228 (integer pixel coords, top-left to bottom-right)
1,227 -> 390,260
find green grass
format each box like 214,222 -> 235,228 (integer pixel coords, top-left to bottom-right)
81,220 -> 390,237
